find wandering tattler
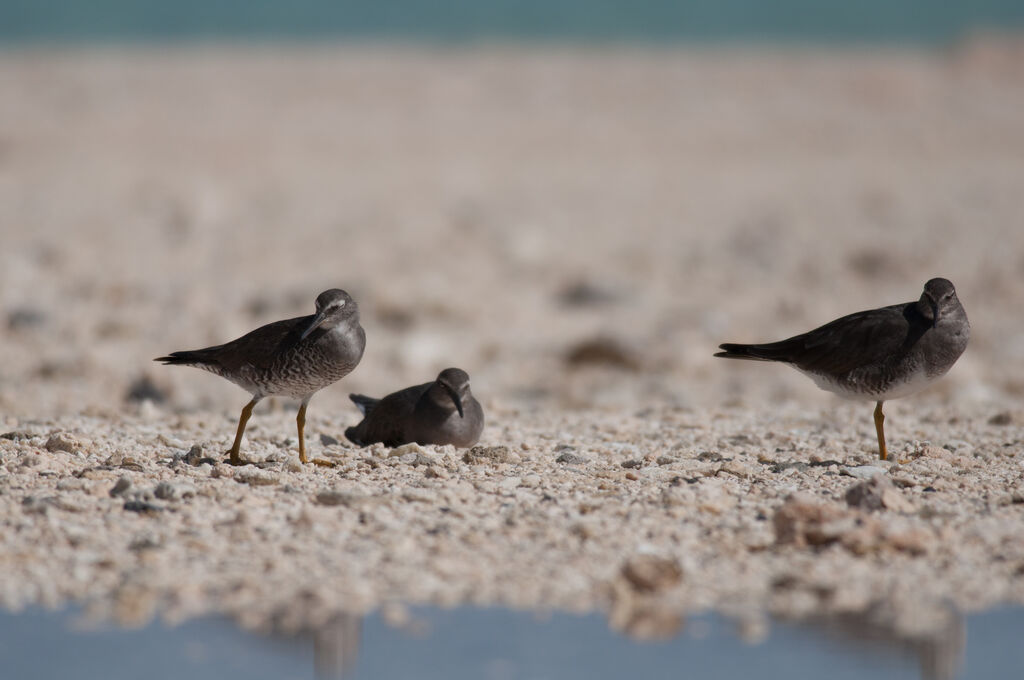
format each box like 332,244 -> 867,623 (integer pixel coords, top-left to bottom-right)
715,278 -> 969,460
345,368 -> 484,448
156,289 -> 365,465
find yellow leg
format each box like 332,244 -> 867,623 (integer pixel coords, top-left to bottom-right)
297,401 -> 309,464
228,398 -> 258,466
873,400 -> 887,461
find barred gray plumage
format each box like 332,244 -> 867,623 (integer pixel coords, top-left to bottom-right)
156,289 -> 366,465
715,278 -> 969,460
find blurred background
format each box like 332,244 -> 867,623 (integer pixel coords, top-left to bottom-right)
1,1 -> 1023,433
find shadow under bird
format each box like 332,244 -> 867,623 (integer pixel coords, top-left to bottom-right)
345,368 -> 484,448
156,289 -> 365,465
714,278 -> 969,460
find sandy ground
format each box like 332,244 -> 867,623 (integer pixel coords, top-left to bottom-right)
2,42 -> 1024,650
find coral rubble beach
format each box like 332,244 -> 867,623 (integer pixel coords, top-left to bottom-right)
1,41 -> 1024,646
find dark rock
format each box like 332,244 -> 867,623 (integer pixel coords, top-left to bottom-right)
557,280 -> 620,308
125,375 -> 168,404
109,476 -> 132,498
153,482 -> 175,500
7,307 -> 47,331
988,412 -> 1013,426
564,336 -> 641,371
123,500 -> 164,514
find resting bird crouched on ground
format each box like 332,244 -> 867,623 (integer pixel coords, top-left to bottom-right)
345,368 -> 484,448
715,278 -> 969,460
156,289 -> 366,465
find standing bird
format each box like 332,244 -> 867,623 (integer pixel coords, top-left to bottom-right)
715,278 -> 969,460
156,289 -> 365,465
344,368 -> 484,448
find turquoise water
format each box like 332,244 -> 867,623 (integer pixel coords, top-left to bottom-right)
2,605 -> 1023,679
1,0 -> 1023,44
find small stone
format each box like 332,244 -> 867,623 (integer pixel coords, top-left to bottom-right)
564,336 -> 641,371
315,490 -> 365,507
463,446 -> 512,464
885,527 -> 935,555
389,443 -> 425,458
21,495 -> 55,514
320,433 -> 340,446
109,476 -> 132,498
843,465 -> 887,480
556,452 -> 588,465
988,412 -> 1013,426
621,554 -> 683,592
624,471 -> 639,481
656,456 -> 674,466
697,451 -> 725,462
153,482 -> 176,500
45,432 -> 79,454
424,466 -> 448,479
116,455 -> 144,472
499,476 -> 522,491
845,475 -> 915,513
696,479 -> 737,514
123,500 -> 164,514
621,459 -> 644,469
7,307 -> 47,330
125,375 -> 168,404
157,434 -> 188,449
774,493 -> 876,549
718,460 -> 752,478
879,487 -> 916,514
183,445 -> 209,466
235,469 -> 278,486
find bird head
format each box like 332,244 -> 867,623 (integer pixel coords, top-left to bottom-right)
434,367 -> 472,418
301,289 -> 359,340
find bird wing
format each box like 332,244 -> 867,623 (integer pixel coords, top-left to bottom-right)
718,303 -> 915,375
348,382 -> 432,447
199,315 -> 314,373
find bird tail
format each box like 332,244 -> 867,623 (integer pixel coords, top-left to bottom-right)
154,349 -> 217,367
348,393 -> 379,416
714,343 -> 783,362
344,425 -> 364,446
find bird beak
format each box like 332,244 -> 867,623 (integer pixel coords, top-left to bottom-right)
300,311 -> 328,340
929,298 -> 939,328
443,384 -> 464,418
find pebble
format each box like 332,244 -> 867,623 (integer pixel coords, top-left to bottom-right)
235,469 -> 278,486
153,482 -> 176,500
463,446 -> 512,464
845,476 -> 916,514
109,476 -> 132,498
843,465 -> 887,480
389,443 -> 425,458
315,490 -> 366,507
555,452 -> 588,465
718,460 -> 753,479
620,554 -> 683,592
45,432 -> 81,454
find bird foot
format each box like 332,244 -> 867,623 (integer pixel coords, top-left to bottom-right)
224,452 -> 253,466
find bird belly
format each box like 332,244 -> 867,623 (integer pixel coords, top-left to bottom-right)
796,364 -> 934,402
